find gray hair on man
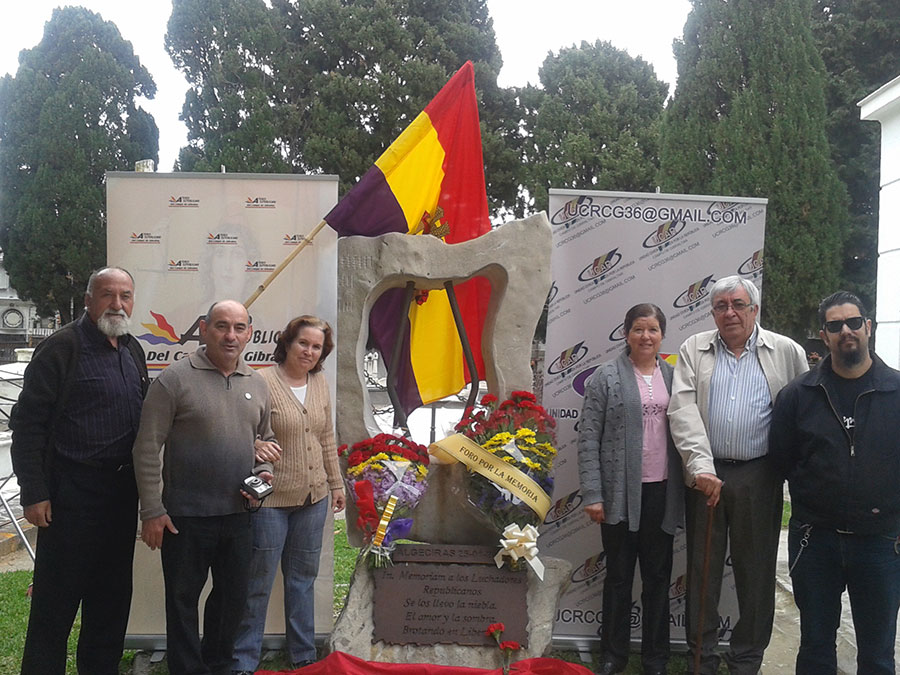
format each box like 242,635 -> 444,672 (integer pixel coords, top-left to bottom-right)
85,266 -> 135,296
709,275 -> 760,308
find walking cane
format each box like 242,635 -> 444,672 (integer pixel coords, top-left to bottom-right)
693,502 -> 716,675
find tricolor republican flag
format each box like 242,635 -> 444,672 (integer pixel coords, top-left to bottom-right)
324,61 -> 491,414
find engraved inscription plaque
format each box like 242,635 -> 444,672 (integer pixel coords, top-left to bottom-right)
372,544 -> 528,646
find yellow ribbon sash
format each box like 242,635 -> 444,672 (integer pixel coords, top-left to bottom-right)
428,433 -> 551,522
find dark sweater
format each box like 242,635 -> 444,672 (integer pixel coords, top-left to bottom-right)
10,317 -> 149,505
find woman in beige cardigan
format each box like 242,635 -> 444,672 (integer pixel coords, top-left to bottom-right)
232,315 -> 345,673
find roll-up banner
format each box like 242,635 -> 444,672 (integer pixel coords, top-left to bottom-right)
106,171 -> 338,648
542,189 -> 767,644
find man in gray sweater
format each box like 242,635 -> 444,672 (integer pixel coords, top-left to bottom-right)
133,300 -> 275,675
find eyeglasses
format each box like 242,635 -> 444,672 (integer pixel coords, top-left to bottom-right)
712,300 -> 752,315
823,316 -> 865,333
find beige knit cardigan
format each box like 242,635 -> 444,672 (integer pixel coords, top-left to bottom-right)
260,366 -> 342,508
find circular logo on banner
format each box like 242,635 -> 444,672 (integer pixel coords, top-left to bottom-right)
577,248 -> 622,283
738,249 -> 764,277
572,365 -> 600,397
571,551 -> 607,585
544,490 -> 584,526
551,195 -> 598,228
672,274 -> 716,309
642,219 -> 686,249
547,341 -> 588,376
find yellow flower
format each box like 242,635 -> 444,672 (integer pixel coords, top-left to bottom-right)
483,431 -> 514,448
516,428 -> 536,440
501,456 -> 517,464
522,457 -> 541,470
536,442 -> 557,456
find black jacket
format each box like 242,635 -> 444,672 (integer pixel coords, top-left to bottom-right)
9,316 -> 149,505
770,353 -> 900,536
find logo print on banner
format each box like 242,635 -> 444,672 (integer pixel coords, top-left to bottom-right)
545,490 -> 584,527
207,233 -> 239,245
139,311 -> 182,346
130,232 -> 161,244
669,574 -> 687,604
547,341 -> 588,376
578,248 -> 622,284
168,195 -> 200,208
283,234 -> 308,246
551,195 -> 599,229
245,260 -> 277,272
737,250 -> 763,279
572,366 -> 600,397
168,259 -> 199,272
630,603 -> 642,630
546,282 -> 559,306
245,196 -> 276,209
608,323 -> 627,343
642,220 -> 686,251
673,275 -> 716,310
571,551 -> 607,585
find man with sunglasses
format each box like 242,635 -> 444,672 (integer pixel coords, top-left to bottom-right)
668,275 -> 808,674
771,291 -> 900,674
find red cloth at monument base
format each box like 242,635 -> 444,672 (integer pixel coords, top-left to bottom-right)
257,652 -> 595,675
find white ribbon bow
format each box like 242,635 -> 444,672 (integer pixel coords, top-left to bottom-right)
494,523 -> 545,580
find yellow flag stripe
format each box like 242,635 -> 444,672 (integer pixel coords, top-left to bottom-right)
375,112 -> 445,233
407,289 -> 465,404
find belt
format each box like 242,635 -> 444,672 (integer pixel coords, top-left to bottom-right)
58,454 -> 133,471
714,455 -> 767,465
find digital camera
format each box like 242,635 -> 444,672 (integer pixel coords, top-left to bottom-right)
242,475 -> 273,500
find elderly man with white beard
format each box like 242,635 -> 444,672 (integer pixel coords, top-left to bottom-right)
11,266 -> 150,675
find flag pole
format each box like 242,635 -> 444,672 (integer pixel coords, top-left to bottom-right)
244,219 -> 328,309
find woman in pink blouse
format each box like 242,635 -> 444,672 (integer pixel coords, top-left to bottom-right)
577,304 -> 684,675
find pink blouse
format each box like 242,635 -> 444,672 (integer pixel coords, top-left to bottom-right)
633,363 -> 670,483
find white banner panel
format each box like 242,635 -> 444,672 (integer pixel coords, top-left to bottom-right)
107,171 -> 338,647
542,189 -> 767,644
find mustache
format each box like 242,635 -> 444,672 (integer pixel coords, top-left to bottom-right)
103,309 -> 129,319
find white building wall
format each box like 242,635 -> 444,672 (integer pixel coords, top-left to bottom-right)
860,74 -> 900,368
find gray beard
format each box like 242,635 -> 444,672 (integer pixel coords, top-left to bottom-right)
97,312 -> 131,337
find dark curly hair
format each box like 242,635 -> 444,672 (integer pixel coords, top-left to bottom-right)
272,315 -> 333,373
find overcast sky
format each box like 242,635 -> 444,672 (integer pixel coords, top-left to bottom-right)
0,1 -> 692,171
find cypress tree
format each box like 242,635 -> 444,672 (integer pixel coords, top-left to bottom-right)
660,0 -> 848,339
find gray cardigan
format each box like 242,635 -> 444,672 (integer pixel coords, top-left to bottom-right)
577,351 -> 684,534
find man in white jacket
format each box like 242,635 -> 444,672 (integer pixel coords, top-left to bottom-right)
668,276 -> 807,674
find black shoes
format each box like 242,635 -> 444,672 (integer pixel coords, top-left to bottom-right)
595,660 -> 626,675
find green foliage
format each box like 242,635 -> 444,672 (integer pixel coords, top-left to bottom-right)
166,0 -> 521,214
519,40 -> 668,212
0,570 -> 30,673
333,517 -> 355,618
812,0 -> 900,311
0,7 -> 158,322
660,0 -> 848,339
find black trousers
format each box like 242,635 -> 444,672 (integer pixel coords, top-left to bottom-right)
161,512 -> 253,675
684,456 -> 782,675
600,481 -> 674,671
21,458 -> 138,675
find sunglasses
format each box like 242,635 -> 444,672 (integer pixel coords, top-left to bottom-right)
823,316 -> 865,333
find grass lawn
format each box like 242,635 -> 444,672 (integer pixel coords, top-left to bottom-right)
0,506 -> 790,673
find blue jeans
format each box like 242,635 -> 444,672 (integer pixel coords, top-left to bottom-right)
232,499 -> 328,670
789,517 -> 900,675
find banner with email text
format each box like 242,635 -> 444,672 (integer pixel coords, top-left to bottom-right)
541,189 -> 767,642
